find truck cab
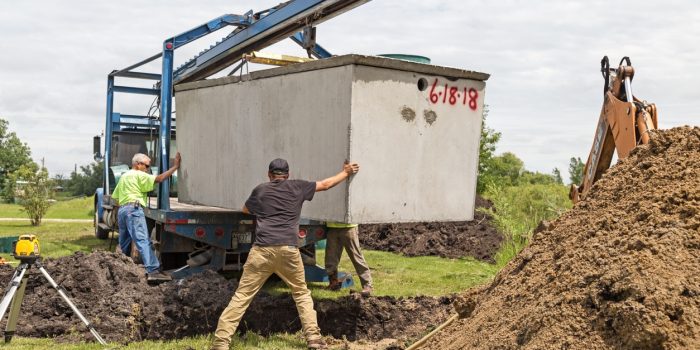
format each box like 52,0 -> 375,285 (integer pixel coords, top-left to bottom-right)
93,114 -> 177,240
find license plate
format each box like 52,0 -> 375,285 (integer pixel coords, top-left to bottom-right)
233,232 -> 252,244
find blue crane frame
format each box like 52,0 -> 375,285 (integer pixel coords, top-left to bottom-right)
98,0 -> 370,281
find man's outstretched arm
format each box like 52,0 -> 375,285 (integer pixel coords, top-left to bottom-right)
155,152 -> 181,183
316,162 -> 360,192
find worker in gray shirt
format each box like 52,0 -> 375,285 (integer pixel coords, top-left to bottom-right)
211,158 -> 359,350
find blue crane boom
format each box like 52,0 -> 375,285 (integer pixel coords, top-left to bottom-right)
104,0 -> 370,210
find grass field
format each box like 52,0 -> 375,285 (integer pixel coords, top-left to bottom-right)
0,206 -> 499,349
0,333 -> 307,350
0,197 -> 93,220
0,222 -> 108,261
274,249 -> 498,299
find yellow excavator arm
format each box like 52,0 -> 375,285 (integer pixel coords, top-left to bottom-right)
570,56 -> 659,203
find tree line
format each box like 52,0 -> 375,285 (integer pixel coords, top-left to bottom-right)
0,118 -> 102,225
477,107 -> 585,193
476,107 -> 586,266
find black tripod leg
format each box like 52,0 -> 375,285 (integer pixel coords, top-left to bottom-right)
4,274 -> 28,343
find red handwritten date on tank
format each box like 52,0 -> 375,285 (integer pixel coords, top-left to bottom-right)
428,78 -> 479,110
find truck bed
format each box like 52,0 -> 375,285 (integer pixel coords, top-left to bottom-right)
144,198 -> 319,225
147,197 -> 238,212
144,197 -> 246,225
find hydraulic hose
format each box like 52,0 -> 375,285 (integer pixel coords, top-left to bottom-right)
405,313 -> 458,350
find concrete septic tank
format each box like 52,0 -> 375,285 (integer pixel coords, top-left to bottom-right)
175,54 -> 489,224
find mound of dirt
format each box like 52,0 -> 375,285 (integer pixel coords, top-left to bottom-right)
0,251 -> 452,345
359,196 -> 502,262
0,252 -> 235,342
424,126 -> 700,350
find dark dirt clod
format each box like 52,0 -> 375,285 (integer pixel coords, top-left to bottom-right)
424,126 -> 700,350
0,251 -> 452,344
359,196 -> 503,262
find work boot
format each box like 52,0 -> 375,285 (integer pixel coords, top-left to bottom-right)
307,338 -> 328,350
147,271 -> 172,283
326,274 -> 341,291
360,285 -> 373,297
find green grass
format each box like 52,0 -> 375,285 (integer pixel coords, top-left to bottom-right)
268,249 -> 499,299
0,197 -> 93,220
0,221 -> 109,261
482,183 -> 571,267
0,203 -> 22,218
0,333 -> 308,349
44,197 -> 93,219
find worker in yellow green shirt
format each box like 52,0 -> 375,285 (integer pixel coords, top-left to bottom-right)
325,221 -> 373,296
111,152 -> 180,283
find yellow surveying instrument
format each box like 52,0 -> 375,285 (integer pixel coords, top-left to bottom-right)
12,234 -> 40,260
0,235 -> 106,345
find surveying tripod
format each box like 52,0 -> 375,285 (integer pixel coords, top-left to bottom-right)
0,257 -> 107,345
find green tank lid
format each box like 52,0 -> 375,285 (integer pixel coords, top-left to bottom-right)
378,54 -> 431,64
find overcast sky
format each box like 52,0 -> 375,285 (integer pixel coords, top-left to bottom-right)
1,0 -> 698,179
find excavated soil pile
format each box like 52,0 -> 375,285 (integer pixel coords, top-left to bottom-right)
0,251 -> 234,342
360,196 -> 502,262
424,126 -> 700,350
0,251 -> 452,344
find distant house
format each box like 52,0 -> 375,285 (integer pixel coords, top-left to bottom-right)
13,180 -> 56,203
13,180 -> 28,204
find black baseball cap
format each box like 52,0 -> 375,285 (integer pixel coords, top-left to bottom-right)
269,158 -> 289,174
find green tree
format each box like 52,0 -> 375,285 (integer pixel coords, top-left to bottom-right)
552,168 -> 563,184
53,173 -> 67,188
66,162 -> 103,196
520,170 -> 559,185
484,152 -> 524,187
568,157 -> 585,185
0,118 -> 33,198
477,105 -> 502,193
7,163 -> 54,226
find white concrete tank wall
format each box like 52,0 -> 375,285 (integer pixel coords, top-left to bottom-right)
175,55 -> 488,223
347,65 -> 485,222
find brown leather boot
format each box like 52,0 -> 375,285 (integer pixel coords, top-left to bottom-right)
326,274 -> 341,291
307,338 -> 328,349
360,285 -> 373,297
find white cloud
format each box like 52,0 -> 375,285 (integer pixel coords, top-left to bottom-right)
1,0 -> 699,180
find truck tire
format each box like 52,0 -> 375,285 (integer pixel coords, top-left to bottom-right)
94,206 -> 110,240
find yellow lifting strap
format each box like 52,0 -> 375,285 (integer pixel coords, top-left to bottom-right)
242,51 -> 314,66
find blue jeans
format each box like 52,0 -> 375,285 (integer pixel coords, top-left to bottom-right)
117,204 -> 160,273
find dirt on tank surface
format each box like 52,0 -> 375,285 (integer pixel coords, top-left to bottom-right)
423,127 -> 700,350
359,196 -> 503,262
0,251 -> 452,345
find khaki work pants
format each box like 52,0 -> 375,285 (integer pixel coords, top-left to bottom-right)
325,227 -> 373,287
211,245 -> 322,350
